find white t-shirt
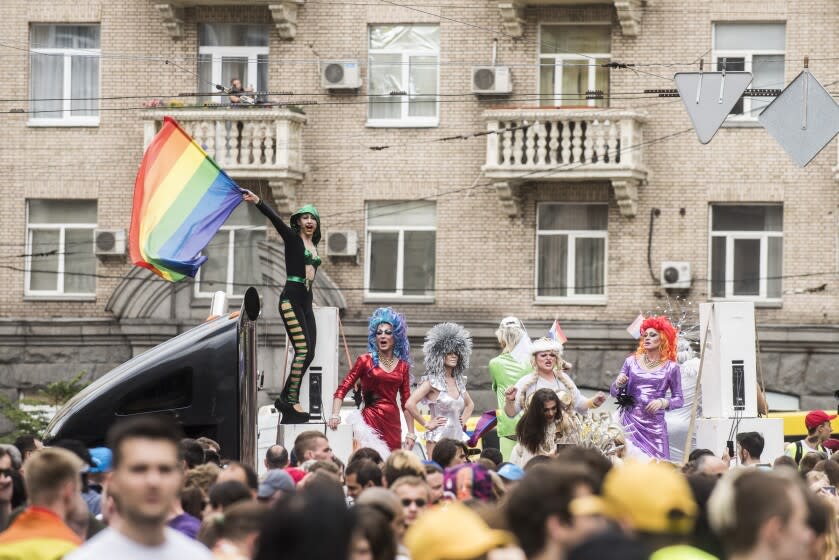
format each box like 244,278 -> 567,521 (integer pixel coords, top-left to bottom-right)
65,527 -> 213,560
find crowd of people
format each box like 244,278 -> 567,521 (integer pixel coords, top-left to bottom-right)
0,289 -> 836,558
0,413 -> 837,560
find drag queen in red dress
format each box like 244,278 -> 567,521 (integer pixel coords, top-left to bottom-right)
328,308 -> 416,457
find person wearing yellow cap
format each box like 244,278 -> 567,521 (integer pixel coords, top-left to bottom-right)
569,462 -> 715,559
405,502 -> 522,560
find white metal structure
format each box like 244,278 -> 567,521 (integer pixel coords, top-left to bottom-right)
699,302 -> 758,418
695,417 -> 785,465
280,306 -> 340,423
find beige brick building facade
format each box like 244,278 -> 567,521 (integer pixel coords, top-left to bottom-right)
1,0 -> 837,426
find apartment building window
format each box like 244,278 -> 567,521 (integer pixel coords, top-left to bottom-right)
536,203 -> 608,302
713,23 -> 785,118
710,205 -> 783,301
368,25 -> 440,126
539,25 -> 610,108
198,24 -> 269,104
196,203 -> 266,298
26,200 -> 97,296
29,24 -> 100,125
365,201 -> 436,299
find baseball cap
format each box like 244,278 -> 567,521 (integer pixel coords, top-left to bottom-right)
88,447 -> 112,473
805,410 -> 837,431
570,461 -> 697,535
405,502 -> 514,560
497,463 -> 525,482
258,469 -> 295,498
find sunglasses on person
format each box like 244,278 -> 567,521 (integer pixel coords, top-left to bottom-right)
0,468 -> 13,478
376,329 -> 393,336
401,498 -> 427,508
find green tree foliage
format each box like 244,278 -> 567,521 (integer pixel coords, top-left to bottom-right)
0,371 -> 90,441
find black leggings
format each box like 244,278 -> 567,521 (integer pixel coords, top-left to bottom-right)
279,282 -> 316,405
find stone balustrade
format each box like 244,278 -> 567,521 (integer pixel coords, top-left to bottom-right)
482,108 -> 647,217
142,107 -> 307,211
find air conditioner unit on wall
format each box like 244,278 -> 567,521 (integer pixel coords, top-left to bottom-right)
471,66 -> 513,95
326,230 -> 358,257
660,261 -> 691,289
94,229 -> 126,257
321,60 -> 362,89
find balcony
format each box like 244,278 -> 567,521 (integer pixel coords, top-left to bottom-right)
498,0 -> 646,37
142,107 -> 307,212
483,108 -> 647,217
155,0 -> 303,39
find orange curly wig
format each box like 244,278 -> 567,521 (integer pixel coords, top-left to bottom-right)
635,316 -> 677,362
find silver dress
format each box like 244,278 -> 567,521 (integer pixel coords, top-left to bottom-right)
424,390 -> 468,443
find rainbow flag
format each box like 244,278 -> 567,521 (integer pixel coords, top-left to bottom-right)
548,319 -> 568,344
130,116 -> 242,281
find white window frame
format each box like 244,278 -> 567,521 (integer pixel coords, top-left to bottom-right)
198,45 -> 269,104
535,202 -> 608,305
24,208 -> 96,298
367,26 -> 440,128
712,23 -> 785,121
364,204 -> 436,302
194,223 -> 267,299
538,23 -> 611,108
709,205 -> 783,302
28,27 -> 101,127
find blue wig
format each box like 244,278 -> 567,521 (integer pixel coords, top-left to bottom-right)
367,307 -> 411,370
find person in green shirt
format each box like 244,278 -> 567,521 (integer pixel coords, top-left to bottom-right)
488,316 -> 532,460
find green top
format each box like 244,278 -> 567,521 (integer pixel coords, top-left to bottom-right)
303,248 -> 322,268
488,352 -> 532,437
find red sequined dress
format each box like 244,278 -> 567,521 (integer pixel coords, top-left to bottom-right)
334,354 -> 410,452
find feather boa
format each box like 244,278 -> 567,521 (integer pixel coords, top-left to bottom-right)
345,410 -> 391,459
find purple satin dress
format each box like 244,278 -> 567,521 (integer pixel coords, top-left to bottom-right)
610,356 -> 683,460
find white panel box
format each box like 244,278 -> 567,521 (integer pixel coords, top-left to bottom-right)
281,306 -> 340,423
695,417 -> 785,466
699,302 -> 758,418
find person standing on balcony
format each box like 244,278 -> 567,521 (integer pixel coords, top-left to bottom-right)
227,78 -> 254,105
328,308 -> 417,456
405,323 -> 475,459
243,190 -> 321,424
611,316 -> 684,460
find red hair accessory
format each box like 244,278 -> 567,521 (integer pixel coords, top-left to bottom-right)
638,316 -> 677,362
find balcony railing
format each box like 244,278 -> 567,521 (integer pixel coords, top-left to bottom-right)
142,107 -> 306,184
483,108 -> 647,216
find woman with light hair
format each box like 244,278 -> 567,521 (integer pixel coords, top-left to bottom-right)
406,323 -> 475,459
504,337 -> 606,420
489,317 -> 533,459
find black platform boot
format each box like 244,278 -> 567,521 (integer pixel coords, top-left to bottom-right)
275,395 -> 310,424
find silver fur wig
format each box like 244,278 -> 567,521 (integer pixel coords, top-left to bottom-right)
422,322 -> 472,393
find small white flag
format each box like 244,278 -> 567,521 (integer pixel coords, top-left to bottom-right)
626,314 -> 644,339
